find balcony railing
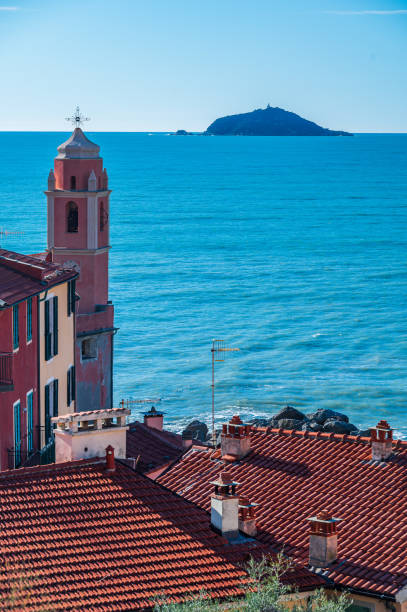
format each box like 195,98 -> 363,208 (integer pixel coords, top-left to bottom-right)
0,352 -> 13,391
7,428 -> 55,470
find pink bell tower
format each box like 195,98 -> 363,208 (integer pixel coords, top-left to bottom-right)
45,108 -> 115,411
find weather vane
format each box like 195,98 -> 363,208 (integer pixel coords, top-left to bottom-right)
65,106 -> 90,128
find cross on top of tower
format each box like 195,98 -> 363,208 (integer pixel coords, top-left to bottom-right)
65,106 -> 90,128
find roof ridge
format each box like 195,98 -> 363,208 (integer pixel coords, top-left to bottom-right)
133,421 -> 184,452
0,457 -> 104,480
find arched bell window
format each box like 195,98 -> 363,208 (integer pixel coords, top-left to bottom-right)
67,201 -> 78,233
99,201 -> 108,231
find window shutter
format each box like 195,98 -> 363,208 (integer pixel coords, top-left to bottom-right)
71,365 -> 76,401
13,304 -> 19,349
45,384 -> 50,441
67,368 -> 71,405
53,379 -> 59,417
53,296 -> 58,356
44,300 -> 50,360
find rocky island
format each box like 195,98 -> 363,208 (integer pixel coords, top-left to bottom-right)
206,105 -> 352,136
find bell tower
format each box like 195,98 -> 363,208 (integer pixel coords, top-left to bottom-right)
45,108 -> 115,411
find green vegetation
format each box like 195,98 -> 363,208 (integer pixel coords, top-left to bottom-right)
154,555 -> 351,612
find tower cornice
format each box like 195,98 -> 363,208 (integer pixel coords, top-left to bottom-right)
45,190 -> 112,197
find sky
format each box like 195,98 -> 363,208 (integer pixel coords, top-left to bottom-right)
0,0 -> 406,132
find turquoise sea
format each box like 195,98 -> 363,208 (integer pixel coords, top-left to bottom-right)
0,132 -> 406,436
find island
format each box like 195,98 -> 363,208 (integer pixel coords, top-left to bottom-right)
205,105 -> 352,136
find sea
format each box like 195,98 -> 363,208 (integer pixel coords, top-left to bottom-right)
0,132 -> 406,437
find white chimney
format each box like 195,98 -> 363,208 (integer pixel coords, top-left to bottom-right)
370,420 -> 393,461
307,511 -> 341,568
210,471 -> 240,540
143,406 -> 164,431
220,415 -> 251,460
52,408 -> 130,463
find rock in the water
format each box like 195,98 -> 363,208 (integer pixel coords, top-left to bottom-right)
309,409 -> 349,425
302,421 -> 322,432
274,406 -> 307,422
249,418 -> 269,427
276,418 -> 304,431
322,420 -> 358,434
357,429 -> 371,437
182,420 -> 208,442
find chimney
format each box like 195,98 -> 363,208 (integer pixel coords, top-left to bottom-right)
370,420 -> 393,461
210,471 -> 240,540
181,429 -> 193,450
105,445 -> 115,472
220,415 -> 251,461
52,408 -> 130,463
143,406 -> 164,431
307,511 -> 341,568
238,496 -> 258,537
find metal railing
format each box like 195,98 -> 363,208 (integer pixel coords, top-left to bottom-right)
7,428 -> 55,470
0,352 -> 13,389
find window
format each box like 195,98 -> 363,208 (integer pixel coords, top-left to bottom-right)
27,297 -> 32,342
45,380 -> 58,442
99,201 -> 108,231
45,296 -> 58,361
67,365 -> 75,406
27,391 -> 34,453
67,201 -> 78,233
82,338 -> 97,360
70,176 -> 76,190
14,401 -> 21,467
67,280 -> 76,316
12,304 -> 19,350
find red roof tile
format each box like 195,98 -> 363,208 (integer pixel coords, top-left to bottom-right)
126,422 -> 188,473
0,249 -> 77,306
157,426 -> 407,599
0,456 -> 320,610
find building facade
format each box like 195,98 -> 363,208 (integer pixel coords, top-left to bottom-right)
0,250 -> 77,469
45,127 -> 116,412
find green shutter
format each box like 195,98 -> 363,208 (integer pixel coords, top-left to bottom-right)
44,300 -> 50,360
53,296 -> 58,356
71,365 -> 76,401
14,402 -> 21,467
27,298 -> 32,342
13,304 -> 19,349
67,368 -> 71,405
27,392 -> 33,453
45,384 -> 50,441
53,379 -> 59,417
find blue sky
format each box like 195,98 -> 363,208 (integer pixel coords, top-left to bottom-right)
0,0 -> 406,132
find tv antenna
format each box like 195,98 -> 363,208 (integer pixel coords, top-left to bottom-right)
211,339 -> 240,447
65,106 -> 90,128
0,228 -> 24,248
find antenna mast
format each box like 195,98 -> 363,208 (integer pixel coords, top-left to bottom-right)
211,339 -> 240,447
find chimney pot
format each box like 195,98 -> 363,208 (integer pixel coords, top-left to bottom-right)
307,511 -> 341,567
220,415 -> 251,460
370,420 -> 393,461
238,496 -> 258,537
105,445 -> 115,472
143,406 -> 164,431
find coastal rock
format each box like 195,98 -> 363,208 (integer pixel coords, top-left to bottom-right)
309,409 -> 349,425
322,419 -> 358,434
206,106 -> 352,137
249,417 -> 270,427
274,406 -> 307,422
302,421 -> 322,432
182,420 -> 208,442
357,429 -> 371,437
276,418 -> 304,431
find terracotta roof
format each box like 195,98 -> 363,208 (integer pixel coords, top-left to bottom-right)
0,456 -> 320,610
0,249 -> 77,307
157,426 -> 407,599
126,421 -> 186,473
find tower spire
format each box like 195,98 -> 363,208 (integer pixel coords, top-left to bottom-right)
65,106 -> 90,129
